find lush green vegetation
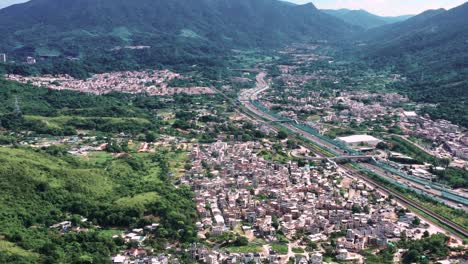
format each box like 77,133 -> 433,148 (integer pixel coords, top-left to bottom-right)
271,243 -> 289,255
323,9 -> 410,30
291,247 -> 304,254
362,235 -> 451,264
361,246 -> 395,264
399,234 -> 450,264
433,167 -> 468,189
0,2 -> 466,263
0,78 -> 227,138
389,77 -> 468,128
224,245 -> 262,253
258,147 -> 290,164
384,136 -> 468,188
206,232 -> 263,254
386,136 -> 443,165
363,3 -> 468,127
0,77 -> 273,147
0,0 -> 356,78
0,147 -> 196,263
0,78 -> 210,261
361,232 -> 453,264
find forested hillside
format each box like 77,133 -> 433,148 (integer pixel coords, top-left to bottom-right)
0,78 -> 203,263
0,0 -> 356,74
362,3 -> 468,127
0,1 -> 467,262
322,9 -> 411,29
0,146 -> 196,263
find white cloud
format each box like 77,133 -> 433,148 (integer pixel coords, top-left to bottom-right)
0,0 -> 29,9
287,0 -> 467,16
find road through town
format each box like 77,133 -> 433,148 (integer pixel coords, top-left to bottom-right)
236,72 -> 468,239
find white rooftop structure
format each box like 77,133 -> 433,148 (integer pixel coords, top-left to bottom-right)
113,254 -> 126,264
403,111 -> 418,117
337,135 -> 381,146
214,214 -> 225,225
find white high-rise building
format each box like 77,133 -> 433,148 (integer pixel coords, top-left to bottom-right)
0,53 -> 6,63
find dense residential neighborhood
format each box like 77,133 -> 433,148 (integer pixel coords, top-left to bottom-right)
0,0 -> 467,263
6,70 -> 215,96
2,45 -> 467,263
178,141 -> 458,263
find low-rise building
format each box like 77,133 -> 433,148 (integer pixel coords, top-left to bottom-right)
337,135 -> 381,147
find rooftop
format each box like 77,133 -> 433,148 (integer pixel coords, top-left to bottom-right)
337,135 -> 381,144
403,111 -> 418,117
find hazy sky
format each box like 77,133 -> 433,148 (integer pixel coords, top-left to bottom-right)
0,0 -> 28,9
288,0 -> 467,16
0,0 -> 466,16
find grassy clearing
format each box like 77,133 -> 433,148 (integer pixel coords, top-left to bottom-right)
233,224 -> 245,236
179,29 -> 203,39
25,115 -> 151,127
386,135 -> 441,165
225,245 -> 262,253
0,147 -> 113,197
0,240 -> 39,259
111,26 -> 132,41
35,47 -> 61,57
85,151 -> 113,165
168,151 -> 188,178
231,50 -> 279,68
271,243 -> 289,255
258,149 -> 290,164
114,192 -> 160,208
292,247 -> 304,253
98,229 -> 124,239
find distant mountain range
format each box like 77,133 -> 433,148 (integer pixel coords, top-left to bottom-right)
322,9 -> 412,29
362,2 -> 468,127
364,3 -> 468,70
0,0 -> 466,118
0,0 -> 356,62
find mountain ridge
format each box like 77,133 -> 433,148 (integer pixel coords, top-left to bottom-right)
364,4 -> 468,59
322,8 -> 412,29
0,0 -> 357,62
361,2 -> 468,127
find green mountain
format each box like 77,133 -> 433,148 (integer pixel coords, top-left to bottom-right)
364,3 -> 468,81
322,9 -> 411,29
363,3 -> 468,127
0,0 -> 356,68
364,8 -> 448,45
380,15 -> 414,24
0,146 -> 197,263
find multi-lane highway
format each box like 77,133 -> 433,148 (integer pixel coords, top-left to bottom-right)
236,71 -> 468,239
240,72 -> 467,208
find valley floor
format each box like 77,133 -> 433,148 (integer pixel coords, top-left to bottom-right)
0,43 -> 466,264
